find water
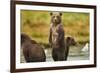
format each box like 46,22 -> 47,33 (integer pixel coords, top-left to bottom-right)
21,44 -> 89,63
45,49 -> 89,62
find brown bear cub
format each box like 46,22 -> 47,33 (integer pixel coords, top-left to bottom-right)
65,36 -> 76,60
21,33 -> 46,62
49,12 -> 66,61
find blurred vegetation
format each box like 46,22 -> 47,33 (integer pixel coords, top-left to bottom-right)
21,10 -> 89,47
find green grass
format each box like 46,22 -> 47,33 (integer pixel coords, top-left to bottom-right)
21,10 -> 90,47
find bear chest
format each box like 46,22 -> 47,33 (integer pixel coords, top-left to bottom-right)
51,26 -> 59,43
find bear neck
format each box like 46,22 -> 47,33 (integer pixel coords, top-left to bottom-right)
51,22 -> 62,27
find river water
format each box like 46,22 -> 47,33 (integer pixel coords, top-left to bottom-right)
45,48 -> 89,62
21,47 -> 89,63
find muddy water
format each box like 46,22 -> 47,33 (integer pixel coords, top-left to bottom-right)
21,44 -> 89,63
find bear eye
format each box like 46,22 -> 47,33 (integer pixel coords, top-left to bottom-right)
57,16 -> 59,18
54,16 -> 56,18
57,16 -> 61,19
53,16 -> 56,18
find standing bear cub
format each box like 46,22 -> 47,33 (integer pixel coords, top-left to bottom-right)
49,12 -> 66,61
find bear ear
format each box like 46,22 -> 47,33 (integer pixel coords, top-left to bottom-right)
66,36 -> 71,41
50,12 -> 53,16
60,12 -> 62,16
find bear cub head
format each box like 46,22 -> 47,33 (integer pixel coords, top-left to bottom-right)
50,12 -> 62,25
